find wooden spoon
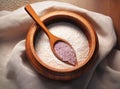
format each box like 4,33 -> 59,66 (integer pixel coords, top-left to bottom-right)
25,4 -> 77,66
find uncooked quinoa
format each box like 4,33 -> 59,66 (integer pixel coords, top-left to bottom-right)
54,41 -> 77,66
35,22 -> 89,69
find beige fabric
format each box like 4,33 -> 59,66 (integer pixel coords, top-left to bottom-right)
0,1 -> 119,89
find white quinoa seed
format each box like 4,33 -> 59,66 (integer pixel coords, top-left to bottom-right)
35,22 -> 89,69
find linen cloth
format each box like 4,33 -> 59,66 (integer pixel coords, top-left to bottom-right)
0,1 -> 120,89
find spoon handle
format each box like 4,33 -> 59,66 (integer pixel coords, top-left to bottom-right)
25,4 -> 52,38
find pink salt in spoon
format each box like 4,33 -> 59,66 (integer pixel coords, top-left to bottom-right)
25,4 -> 77,66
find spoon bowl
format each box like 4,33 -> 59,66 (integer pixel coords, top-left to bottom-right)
25,4 -> 77,66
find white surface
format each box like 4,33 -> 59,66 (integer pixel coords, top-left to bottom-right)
0,1 -> 119,89
35,22 -> 89,69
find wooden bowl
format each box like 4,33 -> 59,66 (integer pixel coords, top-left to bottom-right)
25,10 -> 98,80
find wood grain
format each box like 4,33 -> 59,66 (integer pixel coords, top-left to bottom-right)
25,10 -> 98,80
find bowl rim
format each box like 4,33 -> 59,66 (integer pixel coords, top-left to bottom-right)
26,10 -> 97,73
